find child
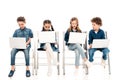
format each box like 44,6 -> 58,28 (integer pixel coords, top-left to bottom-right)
8,16 -> 33,77
88,17 -> 110,66
39,20 -> 58,76
64,17 -> 90,71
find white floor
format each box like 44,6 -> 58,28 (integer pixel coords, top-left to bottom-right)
5,64 -> 112,80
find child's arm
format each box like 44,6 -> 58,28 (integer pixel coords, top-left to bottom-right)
102,31 -> 105,39
13,30 -> 17,37
88,31 -> 93,48
64,30 -> 69,44
26,38 -> 31,47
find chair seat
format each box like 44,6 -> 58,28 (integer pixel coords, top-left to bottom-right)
37,48 -> 46,51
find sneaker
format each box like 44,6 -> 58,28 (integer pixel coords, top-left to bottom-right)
26,70 -> 31,77
74,69 -> 79,76
8,70 -> 15,77
101,59 -> 106,67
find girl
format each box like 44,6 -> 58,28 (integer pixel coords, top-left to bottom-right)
64,17 -> 90,72
39,20 -> 58,76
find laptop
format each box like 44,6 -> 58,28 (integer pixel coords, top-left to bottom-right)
38,31 -> 56,43
9,37 -> 26,49
92,39 -> 110,48
68,32 -> 87,44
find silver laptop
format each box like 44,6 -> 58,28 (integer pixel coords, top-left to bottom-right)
9,37 -> 26,49
68,32 -> 87,44
38,31 -> 56,43
92,39 -> 110,48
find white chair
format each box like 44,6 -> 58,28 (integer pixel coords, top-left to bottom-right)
87,31 -> 111,75
63,31 -> 88,75
35,31 -> 60,75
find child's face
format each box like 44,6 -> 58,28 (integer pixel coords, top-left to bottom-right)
18,21 -> 26,29
92,22 -> 100,31
44,23 -> 51,31
71,20 -> 78,29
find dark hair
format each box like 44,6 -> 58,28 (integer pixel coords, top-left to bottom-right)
68,17 -> 81,32
42,20 -> 54,31
91,17 -> 102,26
17,16 -> 26,23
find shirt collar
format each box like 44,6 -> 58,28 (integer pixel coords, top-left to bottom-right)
93,29 -> 101,33
20,27 -> 26,30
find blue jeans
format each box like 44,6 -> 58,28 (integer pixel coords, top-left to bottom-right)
89,48 -> 110,62
68,43 -> 86,66
10,47 -> 30,66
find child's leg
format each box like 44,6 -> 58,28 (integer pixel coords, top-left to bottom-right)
89,48 -> 96,62
11,48 -> 19,70
45,43 -> 54,76
74,49 -> 80,68
75,44 -> 91,67
75,44 -> 87,60
45,43 -> 54,59
23,48 -> 30,70
101,48 -> 110,60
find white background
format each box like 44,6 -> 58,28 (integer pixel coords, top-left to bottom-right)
0,0 -> 120,79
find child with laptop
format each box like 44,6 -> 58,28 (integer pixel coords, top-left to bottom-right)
38,20 -> 58,76
88,17 -> 110,66
64,17 -> 90,73
8,16 -> 33,77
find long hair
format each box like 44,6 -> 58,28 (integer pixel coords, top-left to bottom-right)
68,17 -> 81,32
42,20 -> 54,31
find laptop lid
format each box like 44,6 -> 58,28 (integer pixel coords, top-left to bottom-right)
68,32 -> 86,44
38,31 -> 56,43
9,37 -> 26,49
92,39 -> 110,48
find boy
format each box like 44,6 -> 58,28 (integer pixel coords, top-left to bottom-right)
8,16 -> 33,77
88,17 -> 110,66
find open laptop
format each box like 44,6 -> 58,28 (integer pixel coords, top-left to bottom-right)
68,32 -> 87,44
92,39 -> 110,48
9,37 -> 26,49
38,31 -> 56,43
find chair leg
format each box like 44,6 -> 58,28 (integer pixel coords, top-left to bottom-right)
35,52 -> 38,75
108,54 -> 111,75
57,52 -> 60,75
32,51 -> 35,75
85,51 -> 89,75
85,65 -> 88,75
63,50 -> 65,75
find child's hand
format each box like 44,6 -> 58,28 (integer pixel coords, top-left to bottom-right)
26,43 -> 29,47
89,44 -> 92,49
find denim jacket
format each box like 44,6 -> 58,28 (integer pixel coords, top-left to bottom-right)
64,29 -> 81,45
88,29 -> 105,45
64,29 -> 87,50
13,27 -> 33,47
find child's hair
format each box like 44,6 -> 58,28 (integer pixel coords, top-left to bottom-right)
17,16 -> 26,23
91,17 -> 102,26
68,17 -> 81,32
42,20 -> 54,31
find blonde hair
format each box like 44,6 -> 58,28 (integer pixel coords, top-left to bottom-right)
68,17 -> 81,32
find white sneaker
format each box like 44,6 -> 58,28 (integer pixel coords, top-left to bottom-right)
47,66 -> 52,76
101,59 -> 106,67
74,69 -> 79,76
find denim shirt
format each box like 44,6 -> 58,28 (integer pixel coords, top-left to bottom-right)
13,27 -> 33,47
88,29 -> 105,45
